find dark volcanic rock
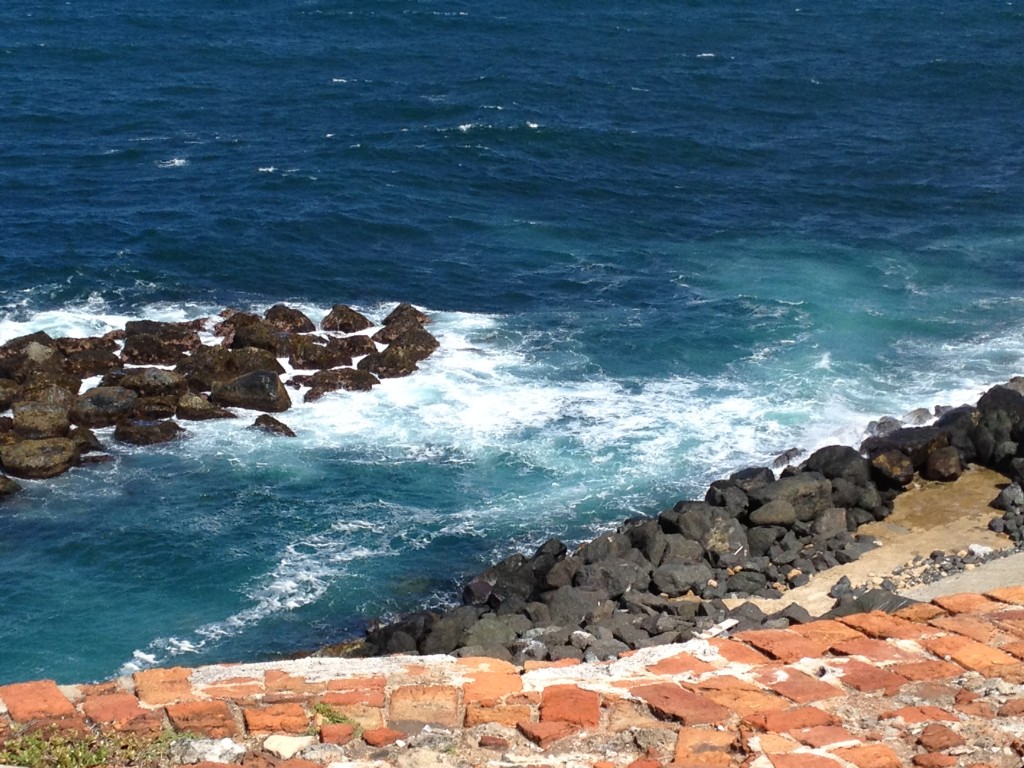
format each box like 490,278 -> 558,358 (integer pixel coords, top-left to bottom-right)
121,321 -> 201,365
978,385 -> 1024,421
249,414 -> 296,437
802,445 -> 871,487
264,304 -> 315,333
382,302 -> 431,327
226,347 -> 285,378
301,369 -> 380,402
870,449 -> 915,487
288,337 -> 352,370
211,371 -> 291,413
728,466 -> 775,494
114,419 -> 185,446
650,562 -> 713,597
12,401 -> 71,439
1,438 -> 79,478
115,367 -> 189,398
924,445 -> 963,482
175,345 -> 233,393
0,474 -> 22,498
176,392 -> 237,421
861,426 -> 949,471
357,345 -> 427,378
134,396 -> 179,420
229,320 -> 282,353
72,386 -> 139,427
321,305 -> 374,333
749,473 -> 832,523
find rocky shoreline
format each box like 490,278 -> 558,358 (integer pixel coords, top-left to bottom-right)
350,379 -> 1024,665
0,302 -> 437,488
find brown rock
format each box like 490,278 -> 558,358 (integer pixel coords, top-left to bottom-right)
114,419 -> 185,446
176,392 -> 237,421
0,438 -> 79,478
122,320 -> 201,365
12,401 -> 71,438
265,304 -> 315,333
923,445 -> 962,482
211,371 -> 291,413
73,386 -> 139,427
302,369 -> 379,402
321,305 -> 373,333
382,303 -> 431,327
249,414 -> 296,437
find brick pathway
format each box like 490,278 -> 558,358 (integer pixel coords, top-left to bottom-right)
4,588 -> 1024,767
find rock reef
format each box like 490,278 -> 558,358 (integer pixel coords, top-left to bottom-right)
0,302 -> 437,485
357,378 -> 1024,665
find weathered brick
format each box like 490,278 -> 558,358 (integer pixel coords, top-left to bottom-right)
997,698 -> 1024,716
986,585 -> 1024,606
731,628 -> 830,663
630,683 -> 731,725
836,659 -> 908,694
321,688 -> 385,707
879,705 -> 957,724
264,670 -> 326,696
243,702 -> 308,734
913,754 -> 958,768
744,705 -> 838,733
389,684 -> 460,728
0,680 -> 76,722
540,685 -> 600,727
523,658 -> 581,671
647,652 -> 717,677
790,724 -> 856,747
708,638 -> 772,665
326,675 -> 386,692
829,637 -> 922,662
889,659 -> 963,682
789,619 -> 866,646
201,677 -> 264,700
361,726 -> 404,747
893,603 -> 947,622
690,677 -> 787,717
931,593 -> 1004,615
319,722 -> 355,745
917,723 -> 964,751
81,693 -> 145,724
838,611 -> 937,640
766,670 -> 844,704
674,726 -> 736,765
831,744 -> 902,768
767,753 -> 844,768
464,702 -> 533,727
134,667 -> 193,706
462,671 -> 522,704
929,615 -> 999,644
517,719 -> 579,748
922,634 -> 1018,673
166,700 -> 238,738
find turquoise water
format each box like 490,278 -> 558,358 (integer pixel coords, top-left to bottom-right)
0,0 -> 1022,683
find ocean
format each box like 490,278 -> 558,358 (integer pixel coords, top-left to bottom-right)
1,0 -> 1022,684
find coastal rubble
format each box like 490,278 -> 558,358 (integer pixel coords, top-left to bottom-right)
0,302 -> 438,485
355,378 -> 1024,666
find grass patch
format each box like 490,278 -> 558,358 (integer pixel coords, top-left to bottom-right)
311,702 -> 362,738
0,727 -> 182,768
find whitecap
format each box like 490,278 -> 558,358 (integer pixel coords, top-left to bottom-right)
156,158 -> 188,168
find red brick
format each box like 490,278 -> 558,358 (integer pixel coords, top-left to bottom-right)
879,705 -> 957,724
930,593 -> 1003,615
480,734 -> 509,749
836,659 -> 908,694
319,722 -> 355,745
264,670 -> 326,696
166,700 -> 239,738
0,680 -> 76,722
464,703 -> 533,727
838,611 -> 937,640
889,659 -> 963,682
766,670 -> 844,703
690,678 -> 787,717
708,638 -> 772,665
768,754 -> 843,768
956,698 -> 996,718
893,603 -> 948,622
917,723 -> 964,751
986,585 -> 1024,605
202,677 -> 264,700
731,628 -> 830,663
81,693 -> 145,724
540,685 -> 600,727
517,719 -> 579,748
1002,641 -> 1024,660
627,760 -> 662,768
106,710 -> 165,737
929,615 -> 999,643
789,619 -> 866,645
321,680 -> 385,707
389,685 -> 460,728
362,726 -> 404,747
674,727 -> 736,765
629,683 -> 731,726
997,698 -> 1024,716
647,652 -> 717,677
523,658 -> 580,671
913,754 -> 958,768
790,725 -> 856,747
243,702 -> 308,734
829,637 -> 922,662
462,671 -> 522,704
134,667 -> 193,706
922,634 -> 1018,673
831,744 -> 902,768
744,705 -> 838,733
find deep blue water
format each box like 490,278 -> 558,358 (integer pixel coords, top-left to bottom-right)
1,0 -> 1022,684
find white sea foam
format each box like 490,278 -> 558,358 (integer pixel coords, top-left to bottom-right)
156,158 -> 188,168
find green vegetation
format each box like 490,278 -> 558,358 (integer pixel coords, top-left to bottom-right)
311,701 -> 362,738
0,727 -> 181,768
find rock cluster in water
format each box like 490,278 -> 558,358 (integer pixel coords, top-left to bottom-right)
0,302 -> 436,489
359,378 -> 1024,664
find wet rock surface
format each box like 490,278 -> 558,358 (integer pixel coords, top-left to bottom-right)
0,303 -> 438,487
